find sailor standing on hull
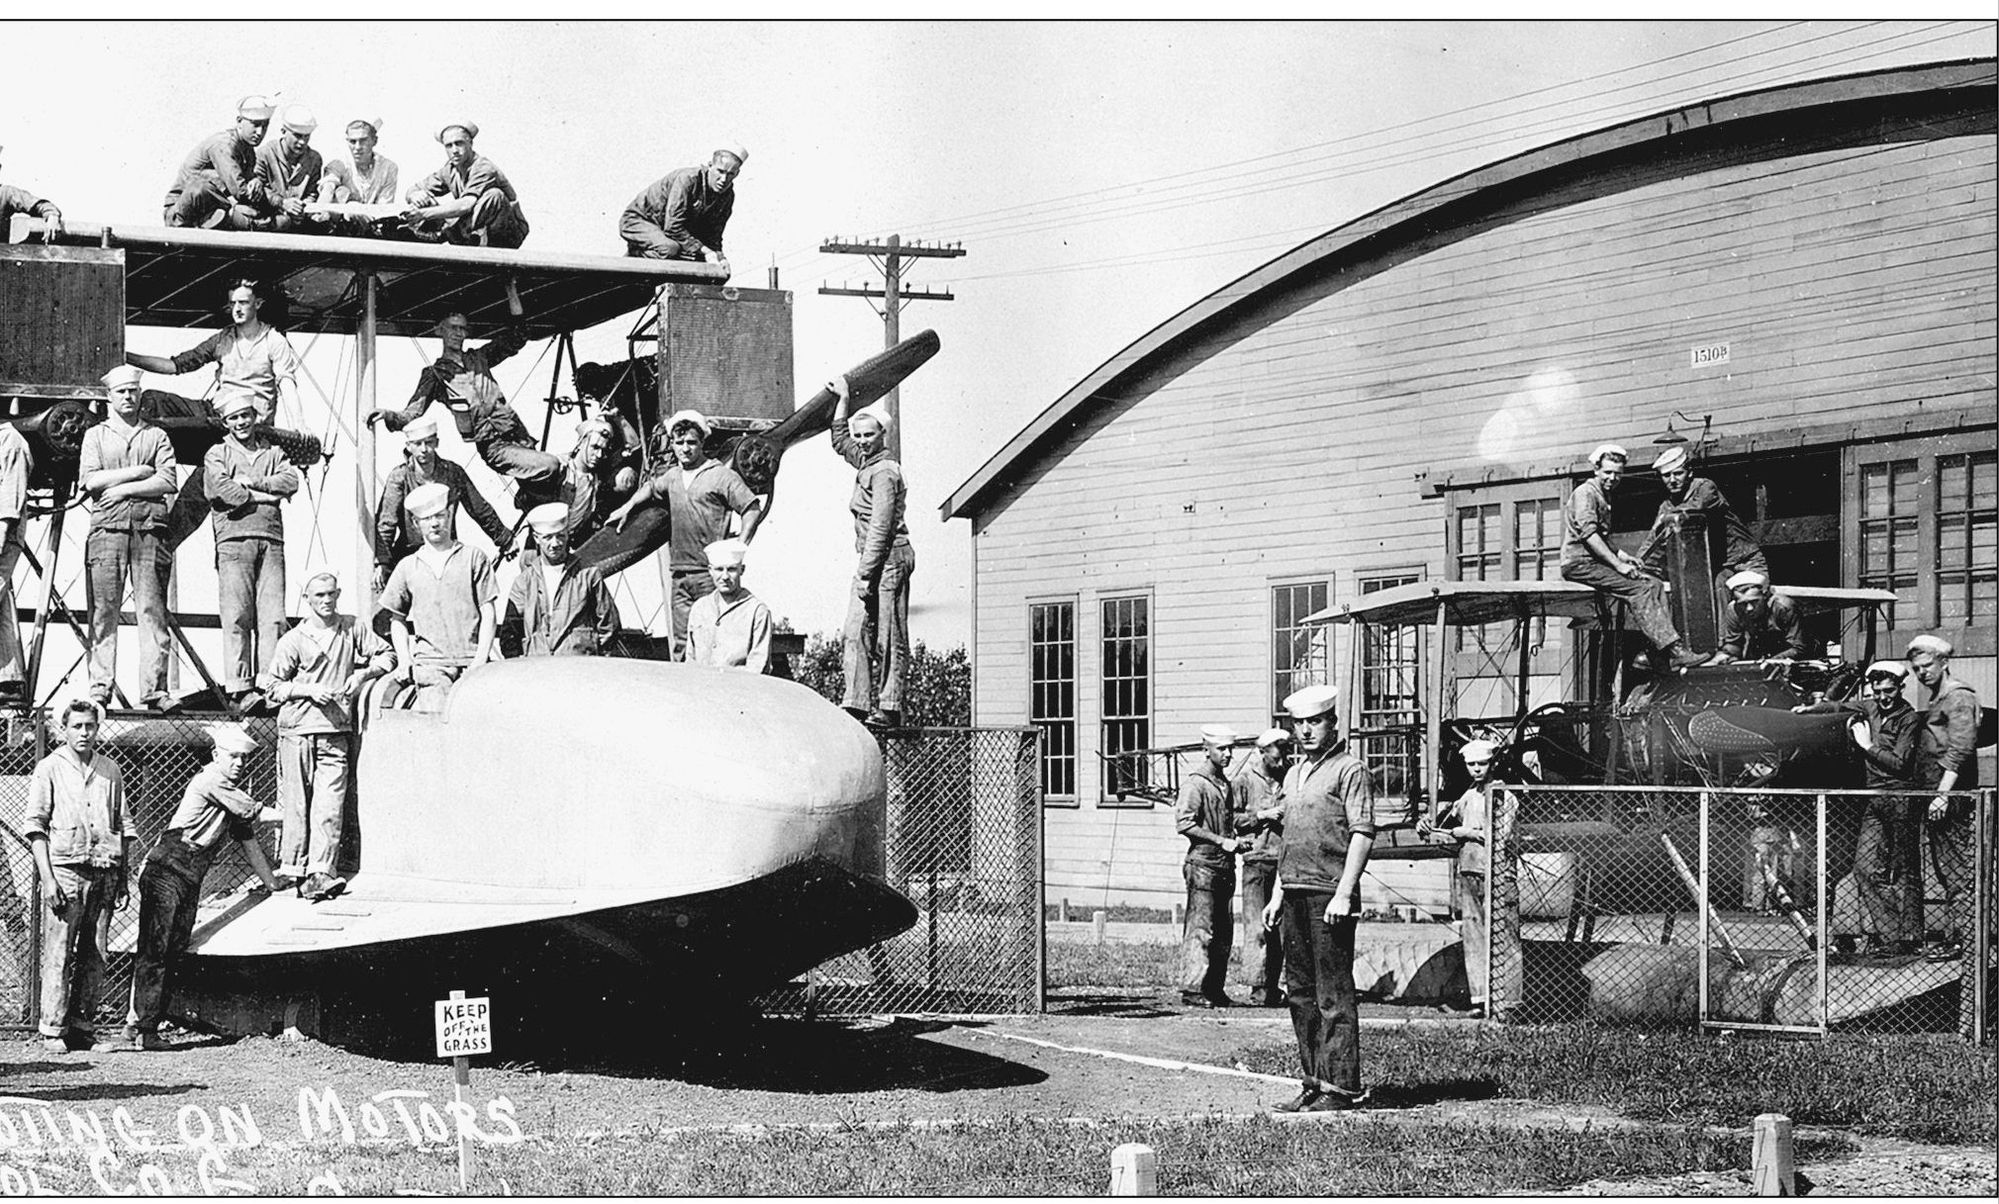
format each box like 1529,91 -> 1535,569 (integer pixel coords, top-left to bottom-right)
377,482 -> 499,711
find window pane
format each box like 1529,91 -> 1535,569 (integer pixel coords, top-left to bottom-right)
1030,601 -> 1077,797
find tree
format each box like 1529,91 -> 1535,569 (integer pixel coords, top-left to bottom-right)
793,634 -> 971,728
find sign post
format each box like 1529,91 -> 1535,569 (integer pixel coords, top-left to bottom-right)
435,990 -> 492,1192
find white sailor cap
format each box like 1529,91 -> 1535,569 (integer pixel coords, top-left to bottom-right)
1725,568 -> 1769,592
666,409 -> 712,438
1652,446 -> 1689,474
704,537 -> 749,567
216,393 -> 259,418
404,482 -> 451,518
525,503 -> 569,535
402,416 -> 439,443
1254,727 -> 1293,749
209,725 -> 259,755
1460,739 -> 1498,762
1281,684 -> 1340,721
280,104 -> 318,134
851,402 -> 894,435
437,121 -> 479,143
1906,634 -> 1954,659
715,141 -> 748,166
1198,725 -> 1238,749
101,364 -> 142,391
1864,660 -> 1909,682
1588,443 -> 1629,467
236,95 -> 276,121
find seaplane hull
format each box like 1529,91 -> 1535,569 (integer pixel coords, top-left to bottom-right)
165,658 -> 916,1046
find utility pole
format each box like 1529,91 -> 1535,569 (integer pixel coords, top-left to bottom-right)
819,235 -> 965,459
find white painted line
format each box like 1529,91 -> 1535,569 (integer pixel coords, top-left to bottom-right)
975,1031 -> 1298,1086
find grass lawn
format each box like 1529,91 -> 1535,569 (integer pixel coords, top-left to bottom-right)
1233,1024 -> 1998,1146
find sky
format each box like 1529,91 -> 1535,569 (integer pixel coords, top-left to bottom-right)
6,16 -> 1994,654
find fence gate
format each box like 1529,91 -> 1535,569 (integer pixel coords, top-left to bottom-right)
758,726 -> 1044,1016
1491,784 -> 1992,1041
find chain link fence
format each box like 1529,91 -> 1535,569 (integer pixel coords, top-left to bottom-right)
1,709 -> 280,1033
759,726 -> 1044,1017
1486,785 -> 1994,1040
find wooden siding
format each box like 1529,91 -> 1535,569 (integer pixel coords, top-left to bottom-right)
974,133 -> 1996,908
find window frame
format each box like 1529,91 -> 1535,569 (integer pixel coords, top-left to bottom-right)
1097,591 -> 1155,808
1845,432 -> 1997,657
1353,568 -> 1427,792
1442,480 -> 1571,678
1269,576 -> 1334,726
1028,596 -> 1079,807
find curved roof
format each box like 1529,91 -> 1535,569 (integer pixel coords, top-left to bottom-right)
943,58 -> 1997,521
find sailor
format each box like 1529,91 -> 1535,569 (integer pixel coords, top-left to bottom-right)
163,95 -> 278,230
1418,739 -> 1522,1018
1172,725 -> 1242,1008
1557,443 -> 1703,671
401,121 -> 529,248
1261,684 -> 1376,1113
372,416 -> 511,592
266,573 -> 394,902
80,365 -> 180,712
126,277 -> 302,425
1637,445 -> 1767,597
24,700 -> 136,1053
377,482 -> 499,710
828,377 -> 914,727
367,311 -> 563,503
558,417 -> 621,548
202,392 -> 301,712
125,725 -> 287,1051
1795,661 -> 1922,953
254,104 -> 325,232
1707,569 -> 1808,665
501,503 -> 618,658
619,143 -> 744,269
0,145 -> 65,241
316,117 -> 400,235
605,409 -> 764,661
0,410 -> 32,702
1907,636 -> 1981,982
1231,728 -> 1289,1007
686,537 -> 772,672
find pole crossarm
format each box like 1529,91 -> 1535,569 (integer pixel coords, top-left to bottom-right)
816,285 -> 957,302
819,240 -> 966,259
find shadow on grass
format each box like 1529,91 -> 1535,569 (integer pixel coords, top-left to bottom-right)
1366,1077 -> 1505,1108
539,1016 -> 1048,1096
3,1080 -> 208,1103
1045,988 -> 1177,1019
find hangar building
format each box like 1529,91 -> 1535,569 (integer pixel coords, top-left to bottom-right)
942,61 -> 1997,910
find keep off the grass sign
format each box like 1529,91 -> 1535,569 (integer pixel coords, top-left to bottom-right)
435,995 -> 493,1057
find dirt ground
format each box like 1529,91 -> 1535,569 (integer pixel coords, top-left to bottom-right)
1,993 -> 1993,1196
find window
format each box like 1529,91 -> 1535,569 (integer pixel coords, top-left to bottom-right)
1099,595 -> 1150,799
1272,580 -> 1331,721
1937,450 -> 1997,634
1513,497 -> 1563,643
1356,572 -> 1422,790
1455,503 -> 1502,652
1851,434 -> 1996,655
1029,601 -> 1077,801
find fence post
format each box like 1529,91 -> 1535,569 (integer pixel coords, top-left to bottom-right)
1751,1112 -> 1794,1195
1092,909 -> 1107,944
1059,897 -> 1069,924
1108,1142 -> 1156,1196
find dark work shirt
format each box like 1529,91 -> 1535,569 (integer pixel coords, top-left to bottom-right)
1720,594 -> 1809,661
623,165 -> 735,255
1276,742 -> 1376,893
1638,477 -> 1763,572
1800,695 -> 1920,790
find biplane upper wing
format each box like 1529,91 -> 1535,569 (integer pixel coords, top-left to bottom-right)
1301,579 -> 1604,629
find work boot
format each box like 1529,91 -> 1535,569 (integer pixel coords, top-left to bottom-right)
301,872 -> 348,902
1271,1086 -> 1320,1113
39,1036 -> 68,1055
865,709 -> 901,729
1662,643 -> 1707,671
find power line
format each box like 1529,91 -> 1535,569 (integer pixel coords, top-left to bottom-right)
773,22 -> 1988,280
